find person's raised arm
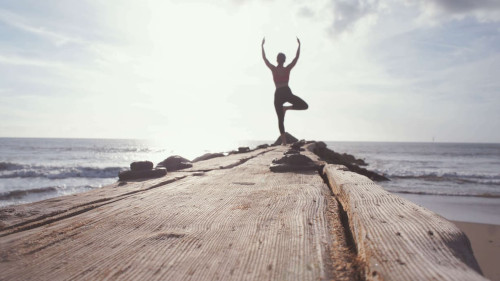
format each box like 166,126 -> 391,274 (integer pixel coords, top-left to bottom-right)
262,38 -> 273,70
287,37 -> 301,69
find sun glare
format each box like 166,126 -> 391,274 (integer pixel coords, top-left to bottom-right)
89,0 -> 321,144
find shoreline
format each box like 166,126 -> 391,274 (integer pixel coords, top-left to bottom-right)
393,192 -> 500,280
394,192 -> 500,226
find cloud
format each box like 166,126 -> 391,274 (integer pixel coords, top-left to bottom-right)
415,0 -> 500,22
0,54 -> 68,68
0,8 -> 87,46
423,0 -> 500,14
298,6 -> 315,18
325,0 -> 500,36
327,0 -> 381,34
1,0 -> 499,141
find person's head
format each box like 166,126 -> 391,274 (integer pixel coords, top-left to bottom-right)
277,53 -> 286,65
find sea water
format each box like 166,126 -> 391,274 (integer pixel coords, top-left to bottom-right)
0,138 -> 238,207
1,138 -> 499,207
325,141 -> 500,198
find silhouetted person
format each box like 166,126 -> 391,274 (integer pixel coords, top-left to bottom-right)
262,37 -> 308,145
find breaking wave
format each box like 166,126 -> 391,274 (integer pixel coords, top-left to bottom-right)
388,190 -> 500,198
0,185 -> 95,200
0,162 -> 124,179
382,170 -> 500,185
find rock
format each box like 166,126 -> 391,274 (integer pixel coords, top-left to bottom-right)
130,161 -> 153,171
256,144 -> 269,149
339,152 -> 365,166
273,133 -> 299,145
272,154 -> 315,166
315,141 -> 327,150
156,155 -> 193,171
270,163 -> 318,172
118,168 -> 166,181
238,147 -> 250,153
312,143 -> 368,166
284,149 -> 300,155
340,153 -> 367,166
270,154 -> 319,172
291,140 -> 306,150
310,141 -> 388,181
192,152 -> 225,163
348,165 -> 388,181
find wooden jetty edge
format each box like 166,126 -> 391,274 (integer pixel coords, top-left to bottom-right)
0,142 -> 487,280
319,165 -> 486,279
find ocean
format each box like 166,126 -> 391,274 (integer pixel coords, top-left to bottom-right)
0,137 -> 235,207
1,138 -> 500,207
326,141 -> 500,198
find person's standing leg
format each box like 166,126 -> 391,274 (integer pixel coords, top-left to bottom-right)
274,91 -> 287,145
274,99 -> 286,144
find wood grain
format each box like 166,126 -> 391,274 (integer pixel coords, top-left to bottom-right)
0,147 -> 356,280
323,164 -> 487,281
0,147 -> 272,232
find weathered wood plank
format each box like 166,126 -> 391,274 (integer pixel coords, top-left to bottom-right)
0,147 -> 356,280
0,147 -> 274,232
323,164 -> 487,281
0,175 -> 186,234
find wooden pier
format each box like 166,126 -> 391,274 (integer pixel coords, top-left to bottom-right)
0,144 -> 486,280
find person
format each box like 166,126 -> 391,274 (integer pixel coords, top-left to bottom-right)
262,37 -> 308,145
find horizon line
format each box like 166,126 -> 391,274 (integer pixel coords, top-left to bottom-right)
1,136 -> 499,145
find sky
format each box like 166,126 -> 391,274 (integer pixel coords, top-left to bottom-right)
0,0 -> 499,145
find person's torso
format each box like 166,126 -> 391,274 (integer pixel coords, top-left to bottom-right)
272,67 -> 290,88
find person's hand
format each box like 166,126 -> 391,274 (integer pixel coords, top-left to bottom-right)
297,37 -> 301,45
262,37 -> 265,46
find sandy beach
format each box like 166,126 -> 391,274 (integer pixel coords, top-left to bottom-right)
394,193 -> 500,280
452,221 -> 500,281
395,193 -> 500,225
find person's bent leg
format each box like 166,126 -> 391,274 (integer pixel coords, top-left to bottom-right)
288,93 -> 308,110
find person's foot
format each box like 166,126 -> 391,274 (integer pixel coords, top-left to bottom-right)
282,106 -> 292,115
281,132 -> 287,145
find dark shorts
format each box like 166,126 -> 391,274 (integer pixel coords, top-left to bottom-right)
274,86 -> 308,134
